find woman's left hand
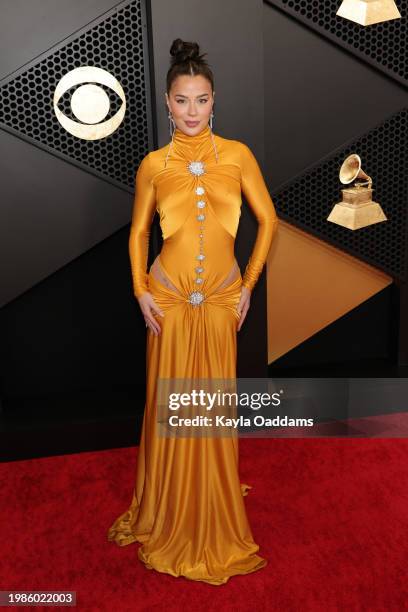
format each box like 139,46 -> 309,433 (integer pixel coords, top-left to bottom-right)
237,285 -> 251,331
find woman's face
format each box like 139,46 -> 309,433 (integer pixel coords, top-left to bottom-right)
166,74 -> 214,136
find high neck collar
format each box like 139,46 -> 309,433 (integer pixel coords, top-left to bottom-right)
173,124 -> 212,145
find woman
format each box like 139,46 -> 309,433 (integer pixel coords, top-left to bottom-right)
108,38 -> 279,585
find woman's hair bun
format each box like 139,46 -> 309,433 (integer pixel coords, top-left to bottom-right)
169,38 -> 207,66
166,38 -> 214,93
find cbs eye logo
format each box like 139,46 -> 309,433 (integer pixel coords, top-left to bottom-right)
53,66 -> 126,140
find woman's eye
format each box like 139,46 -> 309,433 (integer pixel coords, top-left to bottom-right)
175,99 -> 208,104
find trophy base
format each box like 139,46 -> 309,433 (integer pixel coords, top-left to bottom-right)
327,201 -> 387,230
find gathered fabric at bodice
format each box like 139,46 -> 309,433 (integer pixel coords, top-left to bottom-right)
129,124 -> 278,299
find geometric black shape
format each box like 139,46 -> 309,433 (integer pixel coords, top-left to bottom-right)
266,0 -> 408,86
0,0 -> 153,193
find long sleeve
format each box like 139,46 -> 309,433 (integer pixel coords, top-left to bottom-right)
240,142 -> 279,292
129,152 -> 157,298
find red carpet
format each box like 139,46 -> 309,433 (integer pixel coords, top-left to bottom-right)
1,438 -> 407,611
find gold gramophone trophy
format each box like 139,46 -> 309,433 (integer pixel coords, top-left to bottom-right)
327,154 -> 387,230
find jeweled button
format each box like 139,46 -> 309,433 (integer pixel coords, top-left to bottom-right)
188,161 -> 205,176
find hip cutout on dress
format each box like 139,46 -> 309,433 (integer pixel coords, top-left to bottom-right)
149,255 -> 183,295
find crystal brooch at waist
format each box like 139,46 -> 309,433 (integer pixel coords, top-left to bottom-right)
188,290 -> 205,306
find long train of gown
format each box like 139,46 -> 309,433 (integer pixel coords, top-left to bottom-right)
107,124 -> 278,585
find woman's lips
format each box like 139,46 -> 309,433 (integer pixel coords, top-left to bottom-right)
185,121 -> 199,126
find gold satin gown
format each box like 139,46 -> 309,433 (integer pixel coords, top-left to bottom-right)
107,124 -> 279,585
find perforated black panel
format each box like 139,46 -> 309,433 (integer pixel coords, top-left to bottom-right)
266,0 -> 407,86
0,0 -> 151,192
272,108 -> 408,279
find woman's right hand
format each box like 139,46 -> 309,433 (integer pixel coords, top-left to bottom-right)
137,292 -> 165,336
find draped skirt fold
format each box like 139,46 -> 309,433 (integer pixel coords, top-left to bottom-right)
107,267 -> 267,585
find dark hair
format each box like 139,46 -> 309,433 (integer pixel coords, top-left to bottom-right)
166,38 -> 214,94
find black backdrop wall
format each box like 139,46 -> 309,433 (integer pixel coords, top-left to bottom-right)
0,0 -> 407,460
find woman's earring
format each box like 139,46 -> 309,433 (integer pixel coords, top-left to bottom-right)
165,109 -> 176,168
209,110 -> 218,163
168,110 -> 175,137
